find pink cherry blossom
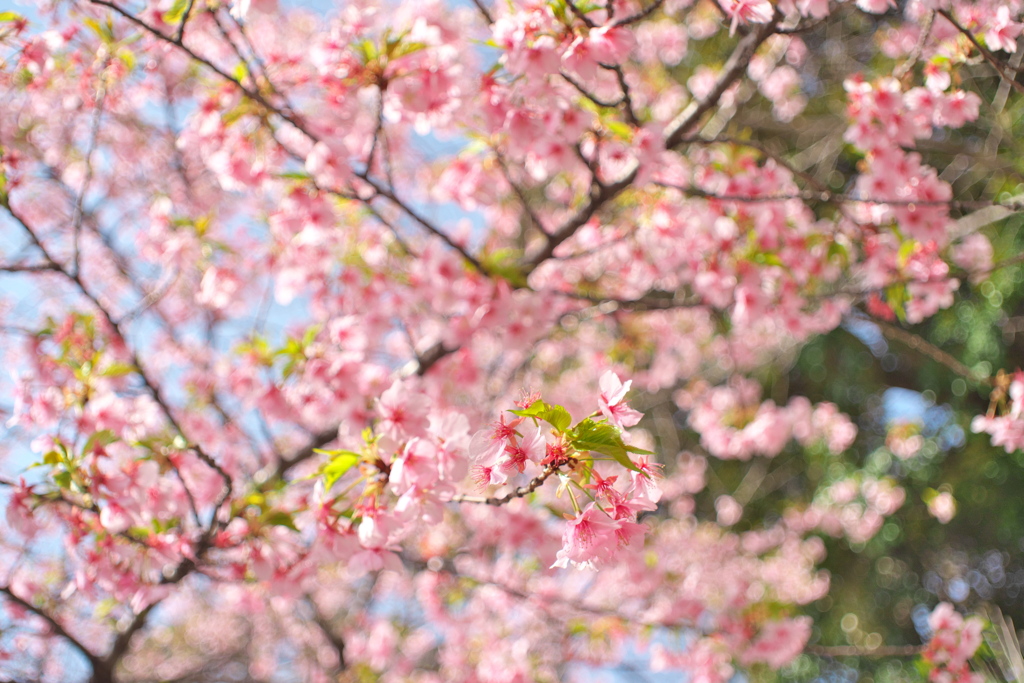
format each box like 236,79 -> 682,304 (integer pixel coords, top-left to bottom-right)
598,370 -> 643,428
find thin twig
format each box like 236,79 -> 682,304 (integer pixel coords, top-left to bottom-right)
560,71 -> 623,108
807,644 -> 924,658
893,10 -> 935,80
612,0 -> 665,26
1,201 -> 231,526
870,316 -> 992,386
526,20 -> 778,270
71,77 -> 107,278
0,586 -> 105,675
493,152 -> 549,236
468,0 -> 494,24
606,63 -> 641,126
88,0 -> 489,277
664,18 -> 779,149
0,262 -> 61,272
938,9 -> 1024,96
174,0 -> 195,42
451,462 -> 563,505
654,180 -> 1024,210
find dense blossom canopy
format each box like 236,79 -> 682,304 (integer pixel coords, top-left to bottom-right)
1,0 -> 1023,680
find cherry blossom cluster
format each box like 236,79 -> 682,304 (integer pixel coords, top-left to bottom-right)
785,475 -> 906,544
679,377 -> 857,460
1,0 -> 1021,677
922,603 -> 985,683
651,617 -> 813,681
972,370 -> 1024,453
843,72 -> 985,323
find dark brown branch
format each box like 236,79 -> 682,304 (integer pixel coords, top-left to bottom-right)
310,603 -> 346,670
494,153 -> 549,236
87,0 -> 488,277
938,9 -> 1024,96
273,340 -> 455,479
560,71 -> 624,109
358,176 -> 488,274
613,0 -> 665,26
0,262 -> 61,273
0,586 -> 105,676
468,0 -> 494,24
0,201 -> 231,525
606,63 -> 641,127
664,19 -> 779,149
451,462 -> 563,505
553,288 -> 702,311
87,0 -> 294,128
526,20 -> 777,270
654,180 -> 1024,210
807,644 -> 924,658
173,0 -> 196,42
273,426 -> 339,480
522,167 -> 638,269
105,603 -> 156,668
564,0 -> 597,28
870,316 -> 992,386
71,78 -> 107,278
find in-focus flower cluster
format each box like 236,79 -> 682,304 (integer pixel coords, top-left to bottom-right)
922,603 -> 985,683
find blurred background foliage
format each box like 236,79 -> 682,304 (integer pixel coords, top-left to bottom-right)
638,1 -> 1024,679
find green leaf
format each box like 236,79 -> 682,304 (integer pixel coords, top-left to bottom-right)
571,419 -> 638,471
605,120 -> 634,139
512,401 -> 572,431
392,40 -> 428,59
233,61 -> 249,84
115,47 -> 136,72
357,39 -> 378,62
277,171 -> 312,181
321,450 -> 361,490
752,252 -> 784,267
480,247 -> 528,287
0,11 -> 23,22
53,471 -> 72,489
897,238 -> 917,265
301,324 -> 322,348
510,400 -> 549,419
244,492 -> 266,509
95,597 -> 119,619
540,404 -> 572,432
826,241 -> 848,263
83,429 -> 118,456
83,17 -> 106,39
162,0 -> 189,25
625,445 -> 654,455
100,362 -> 135,378
261,509 -> 298,531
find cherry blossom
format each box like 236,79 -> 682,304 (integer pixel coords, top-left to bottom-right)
0,0 -> 1018,679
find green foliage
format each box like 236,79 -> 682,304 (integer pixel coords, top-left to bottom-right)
570,419 -> 639,471
318,450 -> 362,491
509,400 -> 572,432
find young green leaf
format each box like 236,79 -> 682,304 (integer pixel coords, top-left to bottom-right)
570,419 -> 639,471
261,509 -> 299,531
322,451 -> 361,490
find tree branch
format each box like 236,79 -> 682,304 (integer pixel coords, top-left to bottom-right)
0,586 -> 105,676
451,462 -> 563,505
869,316 -> 992,386
806,644 -> 924,658
938,9 -> 1024,96
664,18 -> 779,149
